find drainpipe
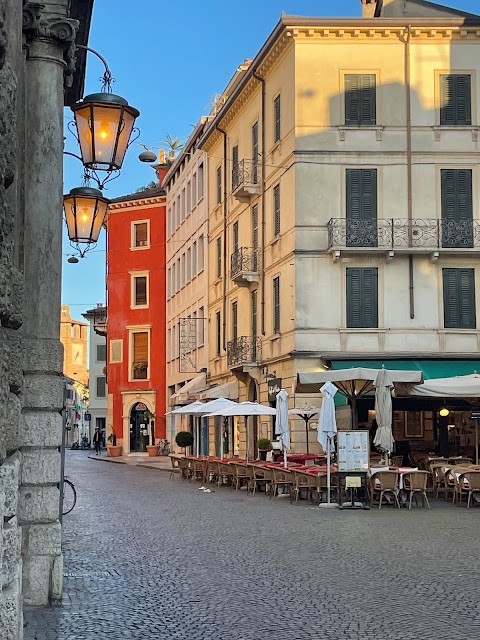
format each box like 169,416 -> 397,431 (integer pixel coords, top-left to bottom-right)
216,125 -> 228,350
253,71 -> 266,335
403,25 -> 415,319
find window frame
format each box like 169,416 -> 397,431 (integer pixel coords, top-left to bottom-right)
273,183 -> 281,237
346,267 -> 378,329
96,376 -> 106,398
273,276 -> 280,334
344,73 -> 377,127
96,343 -> 106,363
128,326 -> 151,382
439,73 -> 472,126
130,271 -> 150,309
273,94 -> 281,143
443,268 -> 476,329
130,219 -> 150,250
109,339 -> 123,364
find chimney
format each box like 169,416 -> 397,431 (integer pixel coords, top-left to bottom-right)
361,0 -> 384,17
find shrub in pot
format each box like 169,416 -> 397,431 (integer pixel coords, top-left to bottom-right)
107,429 -> 122,457
175,431 -> 194,454
257,438 -> 272,461
144,412 -> 160,456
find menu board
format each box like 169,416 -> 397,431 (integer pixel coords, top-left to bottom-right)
337,430 -> 369,472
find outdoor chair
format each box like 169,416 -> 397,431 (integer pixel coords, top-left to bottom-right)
249,465 -> 272,496
402,471 -> 430,509
271,468 -> 293,499
391,456 -> 404,467
317,472 -> 339,504
449,457 -> 473,466
190,459 -> 205,484
169,455 -> 181,479
430,463 -> 448,498
369,471 -> 400,509
207,460 -> 218,484
178,458 -> 190,481
216,463 -> 234,487
290,470 -> 318,504
454,471 -> 480,508
231,463 -> 251,492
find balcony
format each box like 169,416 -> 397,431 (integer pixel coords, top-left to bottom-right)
327,218 -> 480,258
232,159 -> 261,202
230,247 -> 260,285
227,336 -> 262,369
93,307 -> 107,336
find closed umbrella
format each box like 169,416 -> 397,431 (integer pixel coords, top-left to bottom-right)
373,368 -> 394,462
275,389 -> 290,469
318,381 -> 338,506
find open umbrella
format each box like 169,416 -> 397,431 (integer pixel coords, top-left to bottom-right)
288,404 -> 319,454
318,381 -> 337,506
188,398 -> 237,460
166,400 -> 205,415
373,368 -> 394,462
275,389 -> 290,469
207,402 -> 276,461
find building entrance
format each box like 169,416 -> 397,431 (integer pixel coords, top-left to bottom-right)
130,402 -> 149,452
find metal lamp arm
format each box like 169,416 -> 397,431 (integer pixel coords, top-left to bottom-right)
75,45 -> 113,92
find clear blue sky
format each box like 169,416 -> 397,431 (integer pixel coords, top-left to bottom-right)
62,0 -> 479,320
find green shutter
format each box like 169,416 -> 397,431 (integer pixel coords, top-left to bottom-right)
443,268 -> 476,329
273,277 -> 280,333
252,122 -> 259,184
274,95 -> 281,142
232,302 -> 238,341
274,184 -> 280,236
233,221 -> 238,254
345,74 -> 376,126
346,268 -> 378,328
441,169 -> 473,248
232,145 -> 239,189
346,169 -> 377,247
440,74 -> 471,126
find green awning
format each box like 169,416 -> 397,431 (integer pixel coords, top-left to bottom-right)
330,360 -> 480,381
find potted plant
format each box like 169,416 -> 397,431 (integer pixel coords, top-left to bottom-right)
144,410 -> 160,457
175,431 -> 194,455
257,438 -> 272,461
107,428 -> 122,457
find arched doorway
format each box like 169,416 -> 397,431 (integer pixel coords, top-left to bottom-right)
130,402 -> 149,452
248,379 -> 259,460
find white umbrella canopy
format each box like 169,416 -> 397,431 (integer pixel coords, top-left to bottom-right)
373,368 -> 394,456
399,373 -> 480,398
275,389 -> 290,468
206,401 -> 276,417
166,400 -> 205,416
187,398 -> 237,415
288,404 -> 319,454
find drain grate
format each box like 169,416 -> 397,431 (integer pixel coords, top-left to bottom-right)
64,570 -> 112,578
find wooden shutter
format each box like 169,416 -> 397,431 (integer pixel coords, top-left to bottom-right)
345,74 -> 376,126
135,276 -> 147,306
346,268 -> 378,328
216,237 -> 222,278
135,222 -> 148,246
274,95 -> 281,142
346,169 -> 377,247
440,74 -> 471,126
232,301 -> 238,341
216,311 -> 221,355
232,145 -> 239,188
252,122 -> 259,183
96,376 -> 106,398
96,344 -> 106,362
273,276 -> 280,333
251,290 -> 257,338
216,166 -> 222,203
443,268 -> 476,329
441,169 -> 473,248
252,204 -> 259,270
274,184 -> 281,236
133,332 -> 148,362
233,221 -> 239,255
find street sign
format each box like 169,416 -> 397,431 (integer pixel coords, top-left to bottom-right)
84,413 -> 91,421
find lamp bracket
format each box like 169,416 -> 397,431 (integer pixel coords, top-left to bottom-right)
75,45 -> 114,93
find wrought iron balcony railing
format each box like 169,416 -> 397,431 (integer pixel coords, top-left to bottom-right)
232,159 -> 261,201
327,218 -> 479,250
230,247 -> 260,283
227,336 -> 262,368
93,307 -> 107,336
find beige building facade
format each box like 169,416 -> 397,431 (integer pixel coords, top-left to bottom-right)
198,0 -> 480,457
60,304 -> 89,386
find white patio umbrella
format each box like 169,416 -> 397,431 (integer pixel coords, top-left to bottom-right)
288,404 -> 319,454
373,368 -> 394,462
207,402 -> 276,462
188,398 -> 237,460
318,381 -> 338,506
165,400 -> 205,415
275,389 -> 290,469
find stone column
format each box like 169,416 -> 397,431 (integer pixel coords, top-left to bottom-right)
21,3 -> 78,607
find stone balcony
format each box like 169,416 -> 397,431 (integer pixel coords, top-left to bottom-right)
232,159 -> 261,202
227,336 -> 262,369
230,247 -> 260,285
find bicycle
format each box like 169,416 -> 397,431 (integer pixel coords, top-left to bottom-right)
62,477 -> 77,515
159,439 -> 171,456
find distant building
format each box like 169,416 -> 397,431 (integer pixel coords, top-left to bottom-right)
82,305 -> 108,442
60,304 -> 89,386
106,174 -> 168,453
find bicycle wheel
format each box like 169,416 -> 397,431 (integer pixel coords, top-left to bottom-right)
62,479 -> 77,515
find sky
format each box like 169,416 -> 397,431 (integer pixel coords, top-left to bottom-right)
62,0 -> 480,321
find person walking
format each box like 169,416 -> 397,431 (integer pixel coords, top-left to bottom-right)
93,428 -> 102,455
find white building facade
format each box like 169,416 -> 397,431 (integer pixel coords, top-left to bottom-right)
83,305 -> 108,443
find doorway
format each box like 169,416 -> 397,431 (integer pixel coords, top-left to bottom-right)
130,402 -> 149,452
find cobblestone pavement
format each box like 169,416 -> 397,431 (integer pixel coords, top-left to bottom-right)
24,452 -> 480,640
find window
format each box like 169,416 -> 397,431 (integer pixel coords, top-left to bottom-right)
274,94 -> 281,142
172,325 -> 176,359
346,168 -> 377,247
132,274 -> 148,307
273,184 -> 281,236
443,268 -> 476,329
232,144 -> 239,189
345,74 -> 376,126
96,376 -> 106,398
187,180 -> 191,213
198,163 -> 204,200
176,196 -> 180,228
273,277 -> 280,334
192,241 -> 197,276
172,263 -> 176,294
232,301 -> 238,341
198,306 -> 204,346
216,166 -> 222,204
167,268 -> 171,297
216,237 -> 222,278
110,339 -> 123,363
167,209 -> 171,237
441,169 -> 473,248
252,122 -> 259,184
132,331 -> 149,379
251,290 -> 257,338
198,235 -> 204,271
180,254 -> 185,288
346,268 -> 378,328
233,221 -> 239,255
440,74 -> 472,126
96,344 -> 106,362
168,328 -> 171,360
252,204 -> 259,270
132,221 -> 149,248
216,311 -> 221,356
187,248 -> 192,282
192,173 -> 197,205
181,188 -> 186,221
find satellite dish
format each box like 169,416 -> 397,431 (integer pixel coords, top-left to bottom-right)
138,150 -> 157,163
68,256 -> 79,264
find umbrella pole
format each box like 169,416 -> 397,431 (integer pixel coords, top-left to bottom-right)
305,418 -> 309,454
283,438 -> 287,469
327,438 -> 331,504
476,422 -> 479,465
246,417 -> 249,463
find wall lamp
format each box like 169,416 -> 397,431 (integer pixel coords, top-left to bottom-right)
64,45 -> 140,259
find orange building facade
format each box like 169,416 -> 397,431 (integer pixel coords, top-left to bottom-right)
106,180 -> 167,453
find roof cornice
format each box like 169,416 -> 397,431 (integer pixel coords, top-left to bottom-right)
108,195 -> 165,210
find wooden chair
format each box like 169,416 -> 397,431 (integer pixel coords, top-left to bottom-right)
169,455 -> 181,479
190,459 -> 205,483
248,465 -> 272,496
403,471 -> 430,509
216,462 -> 234,487
391,456 -> 404,467
449,457 -> 473,466
231,463 -> 251,492
454,471 -> 480,508
370,471 -> 400,509
290,470 -> 318,504
271,468 -> 293,499
178,457 -> 190,481
430,463 -> 447,498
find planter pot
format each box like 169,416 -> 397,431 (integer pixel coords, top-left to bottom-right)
107,445 -> 122,457
146,445 -> 160,457
259,450 -> 268,461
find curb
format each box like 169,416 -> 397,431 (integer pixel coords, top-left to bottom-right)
87,455 -> 126,465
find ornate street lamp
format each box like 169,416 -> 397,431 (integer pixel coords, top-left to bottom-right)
63,186 -> 109,258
